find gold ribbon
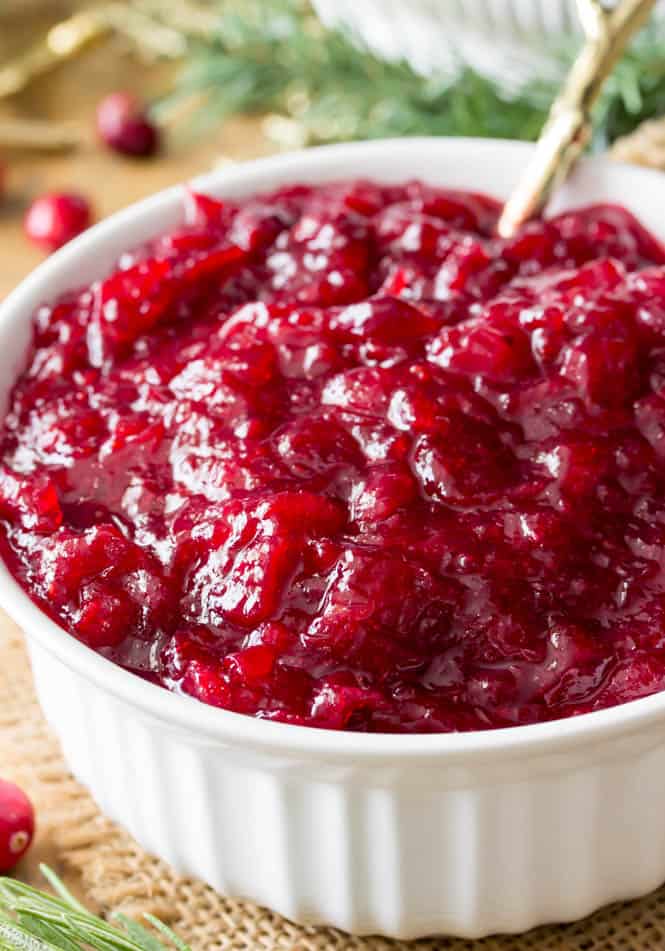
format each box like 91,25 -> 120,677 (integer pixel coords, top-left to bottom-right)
0,9 -> 108,100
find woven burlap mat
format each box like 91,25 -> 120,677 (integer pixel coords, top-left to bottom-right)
4,619 -> 665,950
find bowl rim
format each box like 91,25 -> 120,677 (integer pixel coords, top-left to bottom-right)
5,135 -> 665,764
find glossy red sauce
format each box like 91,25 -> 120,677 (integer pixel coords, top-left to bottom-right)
3,179 -> 665,732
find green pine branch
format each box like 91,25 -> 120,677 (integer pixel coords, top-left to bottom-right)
0,866 -> 191,951
146,0 -> 665,148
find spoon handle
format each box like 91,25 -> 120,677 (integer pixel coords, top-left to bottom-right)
497,0 -> 657,239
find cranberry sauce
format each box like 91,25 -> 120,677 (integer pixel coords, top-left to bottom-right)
3,179 -> 665,733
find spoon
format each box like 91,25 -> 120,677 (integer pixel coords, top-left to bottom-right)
497,0 -> 658,238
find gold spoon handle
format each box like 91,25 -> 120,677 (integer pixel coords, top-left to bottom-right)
497,0 -> 657,239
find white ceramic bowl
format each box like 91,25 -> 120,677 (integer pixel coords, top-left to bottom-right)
312,0 -> 664,82
313,0 -> 576,79
5,139 -> 665,940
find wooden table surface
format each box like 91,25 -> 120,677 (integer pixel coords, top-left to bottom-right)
0,7 -> 278,299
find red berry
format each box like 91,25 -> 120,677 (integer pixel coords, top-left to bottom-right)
0,779 -> 34,873
96,92 -> 159,158
24,192 -> 92,252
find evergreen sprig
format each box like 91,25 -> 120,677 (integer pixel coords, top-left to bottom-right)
0,866 -> 191,951
148,0 -> 665,149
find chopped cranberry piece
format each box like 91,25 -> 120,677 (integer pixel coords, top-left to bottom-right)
75,581 -> 137,648
0,467 -> 62,532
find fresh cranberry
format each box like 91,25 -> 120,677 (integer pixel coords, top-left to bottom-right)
24,192 -> 92,252
96,92 -> 159,157
4,180 -> 665,733
0,779 -> 34,872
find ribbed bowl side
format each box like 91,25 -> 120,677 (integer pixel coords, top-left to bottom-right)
26,638 -> 665,939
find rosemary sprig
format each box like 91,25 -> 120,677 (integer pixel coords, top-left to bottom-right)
146,0 -> 665,149
0,866 -> 191,951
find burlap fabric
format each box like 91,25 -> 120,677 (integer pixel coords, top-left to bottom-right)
4,621 -> 665,949
611,117 -> 665,169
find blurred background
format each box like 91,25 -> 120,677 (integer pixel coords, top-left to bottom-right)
1,0 -> 664,297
